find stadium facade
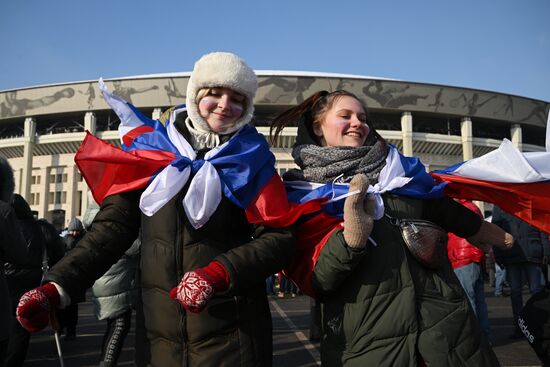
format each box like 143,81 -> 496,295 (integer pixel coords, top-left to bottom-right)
1,71 -> 548,229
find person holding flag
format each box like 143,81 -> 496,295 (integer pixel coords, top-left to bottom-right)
270,90 -> 513,366
15,52 -> 301,366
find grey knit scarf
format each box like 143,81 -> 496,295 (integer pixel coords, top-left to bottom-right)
288,140 -> 388,184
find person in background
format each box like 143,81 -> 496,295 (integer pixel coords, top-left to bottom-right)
492,205 -> 550,339
265,274 -> 276,296
82,195 -> 140,367
271,90 -> 513,366
15,52 -> 296,366
5,194 -> 60,366
486,246 -> 496,288
493,254 -> 509,297
447,199 -> 490,337
0,157 -> 27,366
57,217 -> 86,341
277,273 -> 298,298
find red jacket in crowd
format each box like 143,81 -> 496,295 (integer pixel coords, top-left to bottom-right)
447,199 -> 485,269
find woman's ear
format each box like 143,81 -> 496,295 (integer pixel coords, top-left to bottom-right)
312,123 -> 323,138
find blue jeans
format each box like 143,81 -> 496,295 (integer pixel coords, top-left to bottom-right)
495,263 -> 506,295
265,275 -> 275,295
506,263 -> 543,326
454,262 -> 490,336
280,275 -> 297,294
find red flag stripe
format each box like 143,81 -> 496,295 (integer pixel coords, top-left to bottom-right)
75,132 -> 176,204
431,172 -> 550,234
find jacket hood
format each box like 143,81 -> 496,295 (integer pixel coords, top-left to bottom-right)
12,194 -> 33,219
68,217 -> 84,232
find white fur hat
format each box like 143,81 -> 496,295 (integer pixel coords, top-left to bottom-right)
186,52 -> 258,134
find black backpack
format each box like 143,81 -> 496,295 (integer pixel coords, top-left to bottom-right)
519,289 -> 550,366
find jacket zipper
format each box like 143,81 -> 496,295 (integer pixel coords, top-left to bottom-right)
174,197 -> 188,366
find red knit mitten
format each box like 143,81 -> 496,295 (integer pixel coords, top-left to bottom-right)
170,261 -> 229,313
16,282 -> 60,333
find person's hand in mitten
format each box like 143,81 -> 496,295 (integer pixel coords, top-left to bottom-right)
17,282 -> 60,332
343,174 -> 375,249
170,261 -> 229,313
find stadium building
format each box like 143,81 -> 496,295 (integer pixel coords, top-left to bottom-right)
1,71 -> 548,229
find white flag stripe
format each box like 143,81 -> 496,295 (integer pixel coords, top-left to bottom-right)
98,79 -> 144,144
98,80 -> 242,228
453,139 -> 550,183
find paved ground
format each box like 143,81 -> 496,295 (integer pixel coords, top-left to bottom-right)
21,284 -> 542,366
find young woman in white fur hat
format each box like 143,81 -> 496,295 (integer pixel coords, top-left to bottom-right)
16,52 -> 296,366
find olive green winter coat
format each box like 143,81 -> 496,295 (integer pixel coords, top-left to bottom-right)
312,194 -> 500,367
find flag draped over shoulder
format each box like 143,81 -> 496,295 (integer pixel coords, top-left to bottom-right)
75,79 -> 320,229
431,138 -> 550,234
283,145 -> 447,296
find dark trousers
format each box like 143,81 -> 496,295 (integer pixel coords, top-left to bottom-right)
100,310 -> 132,364
5,321 -> 30,367
58,303 -> 79,335
280,275 -> 297,294
0,338 -> 8,367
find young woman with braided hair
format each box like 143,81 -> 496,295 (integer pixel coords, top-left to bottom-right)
271,90 -> 513,366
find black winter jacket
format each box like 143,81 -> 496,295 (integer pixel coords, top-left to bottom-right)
0,200 -> 27,341
6,195 -> 50,303
492,205 -> 550,265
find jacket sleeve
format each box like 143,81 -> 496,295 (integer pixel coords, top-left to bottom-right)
215,224 -> 295,294
424,196 -> 482,238
541,232 -> 550,257
39,220 -> 66,266
311,229 -> 367,295
0,201 -> 27,265
44,191 -> 141,299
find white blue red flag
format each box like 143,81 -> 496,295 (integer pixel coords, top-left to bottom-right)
75,80 -> 320,229
283,145 -> 448,296
431,137 -> 550,234
285,144 -> 447,220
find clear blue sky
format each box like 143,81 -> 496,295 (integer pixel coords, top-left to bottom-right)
1,0 -> 549,101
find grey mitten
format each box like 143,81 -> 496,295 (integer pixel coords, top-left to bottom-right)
343,174 -> 375,249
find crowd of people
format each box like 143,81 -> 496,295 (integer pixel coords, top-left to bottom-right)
1,51 -> 549,366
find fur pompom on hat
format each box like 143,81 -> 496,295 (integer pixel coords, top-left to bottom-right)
0,156 -> 15,203
186,52 -> 258,136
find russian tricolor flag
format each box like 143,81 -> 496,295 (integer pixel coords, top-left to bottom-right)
75,80 -> 320,229
431,138 -> 550,235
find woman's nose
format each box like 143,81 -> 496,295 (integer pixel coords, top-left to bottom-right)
217,95 -> 230,110
350,116 -> 362,127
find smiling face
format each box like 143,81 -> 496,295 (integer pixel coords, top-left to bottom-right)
197,87 -> 245,133
313,95 -> 370,147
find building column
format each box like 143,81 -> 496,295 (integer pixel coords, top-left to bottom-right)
37,167 -> 50,220
66,164 -> 78,221
400,112 -> 413,156
21,118 -> 36,201
81,188 -> 88,220
84,112 -> 97,135
461,117 -> 474,161
511,124 -> 522,151
152,108 -> 162,120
